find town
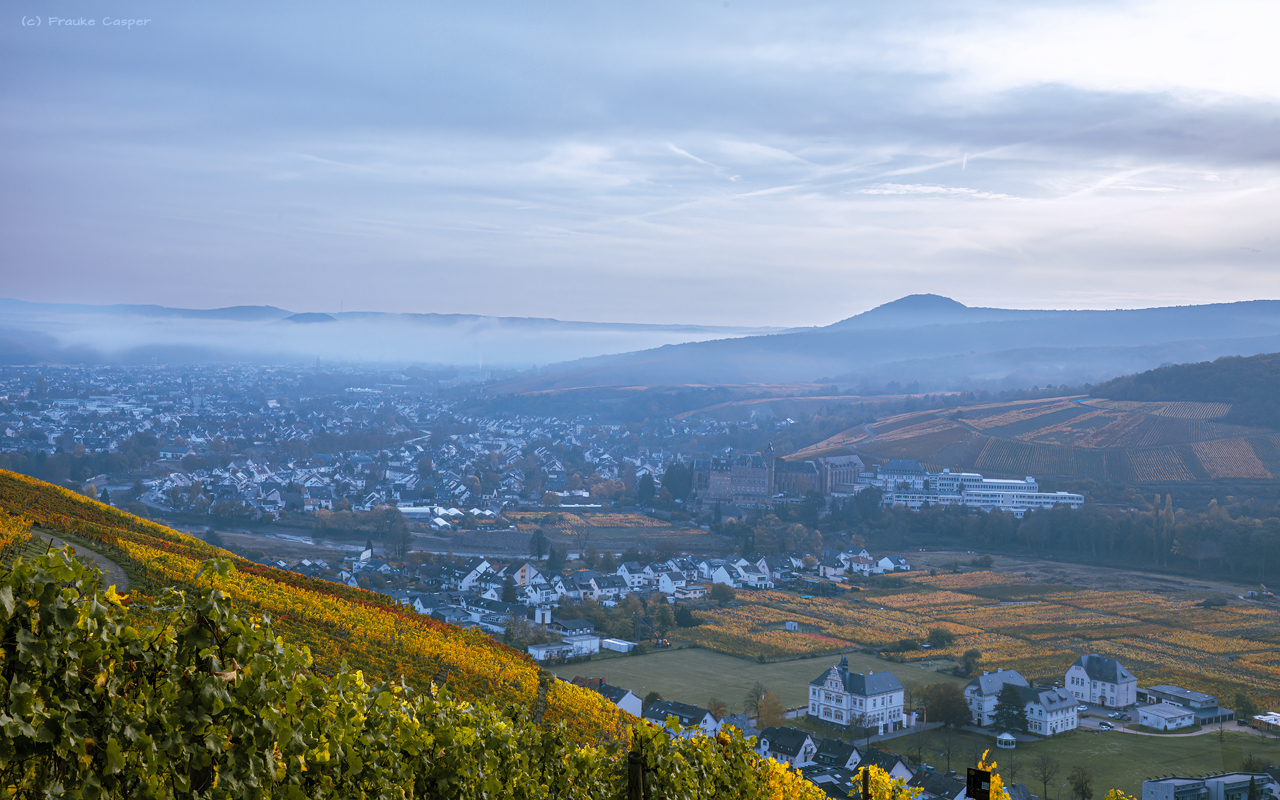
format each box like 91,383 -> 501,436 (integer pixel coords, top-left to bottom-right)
3,364 -> 1278,799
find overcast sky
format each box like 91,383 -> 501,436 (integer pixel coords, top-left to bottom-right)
3,0 -> 1279,327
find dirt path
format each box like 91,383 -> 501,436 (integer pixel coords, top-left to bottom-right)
32,533 -> 130,592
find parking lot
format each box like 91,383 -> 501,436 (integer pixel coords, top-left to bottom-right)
1076,702 -> 1133,731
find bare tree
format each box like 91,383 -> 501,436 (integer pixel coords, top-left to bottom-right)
934,725 -> 961,773
967,740 -> 987,768
744,682 -> 768,720
1003,748 -> 1020,786
707,698 -> 728,720
1031,754 -> 1061,800
1068,765 -> 1094,800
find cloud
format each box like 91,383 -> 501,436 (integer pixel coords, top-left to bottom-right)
856,184 -> 1023,200
2,0 -> 1280,329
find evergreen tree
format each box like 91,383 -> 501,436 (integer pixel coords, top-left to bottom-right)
501,575 -> 518,603
638,474 -> 656,506
993,684 -> 1028,733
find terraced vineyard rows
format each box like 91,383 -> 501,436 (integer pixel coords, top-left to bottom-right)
684,570 -> 1280,709
801,395 -> 1280,481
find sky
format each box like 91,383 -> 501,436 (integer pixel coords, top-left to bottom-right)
3,0 -> 1280,328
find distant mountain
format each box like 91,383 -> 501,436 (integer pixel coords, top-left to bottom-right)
0,298 -> 781,368
824,293 -> 1042,330
490,297 -> 1280,392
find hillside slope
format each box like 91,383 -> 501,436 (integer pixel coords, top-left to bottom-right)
1092,352 -> 1280,430
0,469 -> 626,744
792,394 -> 1280,482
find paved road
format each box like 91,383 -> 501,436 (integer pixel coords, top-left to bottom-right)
33,533 -> 130,592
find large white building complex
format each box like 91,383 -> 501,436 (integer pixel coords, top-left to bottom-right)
870,460 -> 1084,517
808,657 -> 906,735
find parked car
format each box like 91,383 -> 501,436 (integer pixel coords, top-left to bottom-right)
1077,705 -> 1088,712
1098,722 -> 1114,730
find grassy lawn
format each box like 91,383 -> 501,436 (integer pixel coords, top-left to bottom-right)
549,646 -> 965,714
899,727 -> 1280,799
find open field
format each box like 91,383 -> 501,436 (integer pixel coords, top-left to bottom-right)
790,396 -> 1280,481
506,510 -> 729,553
908,726 -> 1280,799
678,566 -> 1280,710
549,647 -> 965,714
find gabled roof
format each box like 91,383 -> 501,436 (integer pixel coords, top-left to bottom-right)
597,684 -> 634,705
1071,654 -> 1136,684
641,700 -> 712,727
811,657 -> 904,696
1018,685 -> 1075,712
757,726 -> 812,757
966,669 -> 1029,695
814,738 -> 860,767
857,749 -> 910,776
908,771 -> 966,800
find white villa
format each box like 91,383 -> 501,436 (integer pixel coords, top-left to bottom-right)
808,656 -> 906,735
1066,654 -> 1137,709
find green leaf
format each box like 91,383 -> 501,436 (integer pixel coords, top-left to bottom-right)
105,736 -> 125,774
0,585 -> 13,618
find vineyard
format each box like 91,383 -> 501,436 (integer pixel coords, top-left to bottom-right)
680,570 -> 1280,709
1189,439 -> 1271,479
797,395 -> 1280,481
0,470 -> 630,744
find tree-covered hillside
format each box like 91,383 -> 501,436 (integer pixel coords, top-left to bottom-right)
1092,353 -> 1280,429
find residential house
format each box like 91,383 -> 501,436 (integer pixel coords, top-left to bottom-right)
641,700 -> 719,737
813,739 -> 861,770
617,561 -> 648,589
658,571 -> 688,595
1066,654 -> 1137,708
548,617 -> 595,637
1021,686 -> 1077,736
908,771 -> 968,800
877,556 -> 911,572
756,726 -> 817,766
570,678 -> 642,717
965,669 -> 1031,727
855,750 -> 914,782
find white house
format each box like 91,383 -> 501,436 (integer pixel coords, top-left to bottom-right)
964,669 -> 1076,735
1139,702 -> 1197,732
756,726 -> 817,766
1023,687 -> 1077,736
658,571 -> 688,594
1066,654 -> 1137,708
617,561 -> 647,589
965,669 -> 1031,726
641,700 -> 719,737
710,565 -> 738,586
596,683 -> 642,716
808,656 -> 905,735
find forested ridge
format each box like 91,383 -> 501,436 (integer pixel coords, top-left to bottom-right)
1092,352 -> 1280,430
